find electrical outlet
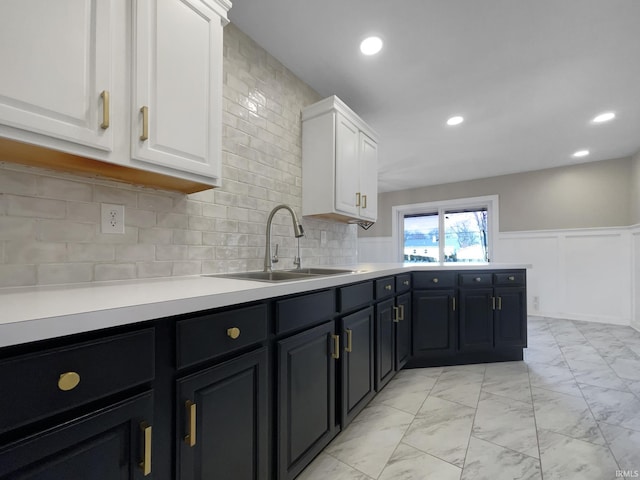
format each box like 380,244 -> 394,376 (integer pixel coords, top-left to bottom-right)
101,203 -> 125,234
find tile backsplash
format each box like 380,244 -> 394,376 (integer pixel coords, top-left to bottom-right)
0,24 -> 357,287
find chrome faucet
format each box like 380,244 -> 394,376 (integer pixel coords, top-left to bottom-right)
264,205 -> 304,272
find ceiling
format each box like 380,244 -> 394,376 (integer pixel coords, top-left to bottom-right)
229,0 -> 640,193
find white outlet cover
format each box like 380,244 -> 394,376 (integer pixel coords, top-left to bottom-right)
101,203 -> 125,234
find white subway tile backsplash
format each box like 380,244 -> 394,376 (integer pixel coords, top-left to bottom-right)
0,24 -> 356,287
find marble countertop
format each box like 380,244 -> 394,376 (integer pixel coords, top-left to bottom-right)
0,262 -> 529,348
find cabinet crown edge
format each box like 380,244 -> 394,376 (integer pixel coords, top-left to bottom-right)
302,95 -> 378,141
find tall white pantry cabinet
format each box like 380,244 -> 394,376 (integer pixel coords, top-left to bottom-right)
302,96 -> 378,224
0,0 -> 231,191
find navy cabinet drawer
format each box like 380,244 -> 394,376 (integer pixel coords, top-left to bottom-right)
375,276 -> 396,299
177,304 -> 268,369
494,272 -> 525,286
459,273 -> 493,286
338,281 -> 374,313
395,274 -> 411,293
276,289 -> 335,335
0,329 -> 154,434
412,271 -> 456,289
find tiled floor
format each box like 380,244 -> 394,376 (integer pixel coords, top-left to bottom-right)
298,317 -> 640,480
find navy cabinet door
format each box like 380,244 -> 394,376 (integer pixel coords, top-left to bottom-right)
494,287 -> 527,348
375,298 -> 396,391
459,288 -> 494,351
395,292 -> 412,370
412,289 -> 456,355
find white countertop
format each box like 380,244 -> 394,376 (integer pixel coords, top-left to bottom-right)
0,263 -> 529,348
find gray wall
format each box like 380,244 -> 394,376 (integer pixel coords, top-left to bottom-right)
362,156 -> 634,237
633,151 -> 640,225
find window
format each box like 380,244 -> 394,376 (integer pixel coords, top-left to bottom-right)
392,195 -> 498,263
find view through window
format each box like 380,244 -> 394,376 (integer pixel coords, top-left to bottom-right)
404,208 -> 488,263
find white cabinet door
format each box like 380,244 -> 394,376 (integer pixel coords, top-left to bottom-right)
0,0 -> 113,150
335,115 -> 360,217
132,0 -> 223,182
359,133 -> 378,222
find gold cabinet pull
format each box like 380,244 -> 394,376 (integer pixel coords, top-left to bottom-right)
185,400 -> 196,447
140,106 -> 149,141
58,372 -> 80,391
385,284 -> 392,291
475,277 -> 482,282
139,423 -> 152,476
331,334 -> 340,359
362,195 -> 367,208
498,297 -> 503,310
398,304 -> 405,321
492,297 -> 496,310
227,327 -> 241,339
432,278 -> 439,283
508,275 -> 515,281
451,297 -> 456,311
403,280 -> 409,286
345,328 -> 353,353
393,306 -> 400,322
100,90 -> 110,129
355,192 -> 361,207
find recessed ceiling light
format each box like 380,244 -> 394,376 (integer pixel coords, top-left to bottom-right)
360,36 -> 383,55
572,149 -> 590,158
592,112 -> 615,123
447,116 -> 464,126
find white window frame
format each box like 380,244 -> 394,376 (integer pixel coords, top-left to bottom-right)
391,195 -> 499,263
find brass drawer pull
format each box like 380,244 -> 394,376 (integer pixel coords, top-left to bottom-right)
362,194 -> 367,208
58,372 -> 81,391
403,280 -> 409,286
475,277 -> 482,282
432,278 -> 439,283
185,400 -> 196,447
227,327 -> 241,339
140,106 -> 149,141
345,329 -> 353,353
331,334 -> 340,359
393,306 -> 400,322
398,304 -> 405,321
452,297 -> 456,311
498,297 -> 503,310
508,276 -> 515,281
492,296 -> 496,310
385,284 -> 392,291
355,192 -> 361,207
139,422 -> 152,476
100,90 -> 110,129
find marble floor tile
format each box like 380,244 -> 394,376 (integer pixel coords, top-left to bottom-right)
482,362 -> 532,403
538,429 -> 619,480
531,387 -> 605,445
429,368 -> 484,407
604,356 -> 640,381
524,345 -> 567,367
403,396 -> 476,467
598,422 -> 640,471
627,380 -> 640,399
378,442 -> 461,480
472,391 -> 538,458
461,436 -> 541,480
579,384 -> 640,432
324,405 -> 414,478
350,403 -> 417,429
570,361 -> 631,391
296,453 -> 373,480
527,362 -> 582,397
371,370 -> 436,415
554,333 -> 589,347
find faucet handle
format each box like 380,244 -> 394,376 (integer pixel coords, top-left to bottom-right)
272,243 -> 279,263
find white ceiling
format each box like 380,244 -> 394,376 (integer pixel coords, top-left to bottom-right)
229,0 -> 640,193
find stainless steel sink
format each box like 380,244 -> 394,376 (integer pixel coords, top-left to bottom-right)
204,268 -> 362,283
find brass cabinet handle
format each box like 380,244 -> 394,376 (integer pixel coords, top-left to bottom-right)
139,423 -> 152,476
140,106 -> 149,141
345,328 -> 353,353
403,280 -> 409,286
498,297 -> 503,310
432,278 -> 439,283
100,90 -> 110,129
227,327 -> 240,339
355,192 -> 361,207
508,276 -> 515,281
385,284 -> 392,291
492,296 -> 496,310
331,334 -> 340,359
475,277 -> 482,282
393,306 -> 400,322
58,372 -> 80,391
399,304 -> 405,321
362,195 -> 367,208
452,297 -> 456,311
185,401 -> 196,447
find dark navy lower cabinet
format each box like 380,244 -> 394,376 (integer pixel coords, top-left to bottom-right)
375,298 -> 396,391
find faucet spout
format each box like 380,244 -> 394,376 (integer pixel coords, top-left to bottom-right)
264,204 -> 304,272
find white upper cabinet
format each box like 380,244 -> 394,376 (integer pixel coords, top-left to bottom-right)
302,96 -> 378,224
0,0 -> 113,151
132,0 -> 227,185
